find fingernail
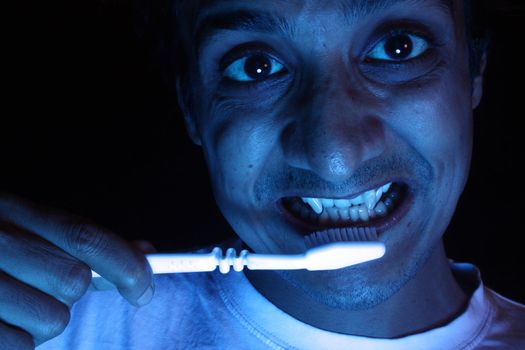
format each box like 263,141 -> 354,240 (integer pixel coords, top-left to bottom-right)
136,285 -> 154,306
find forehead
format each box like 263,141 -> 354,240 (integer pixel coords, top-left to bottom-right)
187,0 -> 455,25
194,0 -> 453,15
182,0 -> 457,50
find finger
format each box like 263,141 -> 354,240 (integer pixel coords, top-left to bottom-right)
0,270 -> 70,346
131,240 -> 157,254
89,276 -> 116,291
0,222 -> 92,306
0,194 -> 154,306
0,322 -> 35,350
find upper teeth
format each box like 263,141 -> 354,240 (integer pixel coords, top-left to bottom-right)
301,182 -> 392,214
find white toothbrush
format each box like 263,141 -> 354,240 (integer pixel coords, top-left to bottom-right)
91,241 -> 385,277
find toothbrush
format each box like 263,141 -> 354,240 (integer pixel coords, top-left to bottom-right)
91,227 -> 385,277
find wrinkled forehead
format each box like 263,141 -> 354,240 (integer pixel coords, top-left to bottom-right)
194,0 -> 453,15
180,0 -> 455,28
177,0 -> 458,50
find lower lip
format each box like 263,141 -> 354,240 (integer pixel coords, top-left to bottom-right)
277,189 -> 414,238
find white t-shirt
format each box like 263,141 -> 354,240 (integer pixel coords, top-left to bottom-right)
38,251 -> 525,350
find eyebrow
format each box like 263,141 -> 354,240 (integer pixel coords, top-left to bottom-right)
194,8 -> 290,51
194,0 -> 453,51
338,0 -> 452,21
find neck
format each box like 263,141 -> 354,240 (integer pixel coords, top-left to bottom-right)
245,241 -> 468,338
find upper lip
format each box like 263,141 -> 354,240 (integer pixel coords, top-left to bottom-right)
278,180 -> 400,201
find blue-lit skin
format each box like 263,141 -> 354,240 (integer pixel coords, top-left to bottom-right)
178,0 -> 486,338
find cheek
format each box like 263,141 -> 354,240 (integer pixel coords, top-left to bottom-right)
199,104 -> 280,205
386,72 -> 473,171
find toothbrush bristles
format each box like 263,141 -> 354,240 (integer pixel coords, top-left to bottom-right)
304,227 -> 379,248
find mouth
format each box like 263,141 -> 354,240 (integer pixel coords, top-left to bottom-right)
280,182 -> 411,237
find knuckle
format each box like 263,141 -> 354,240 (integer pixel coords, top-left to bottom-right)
14,292 -> 69,340
63,222 -> 109,257
56,262 -> 91,302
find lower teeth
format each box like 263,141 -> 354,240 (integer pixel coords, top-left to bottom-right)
313,202 -> 386,224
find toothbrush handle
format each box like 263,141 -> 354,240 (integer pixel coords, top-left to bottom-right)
142,250 -> 308,272
91,250 -> 219,278
245,253 -> 306,270
91,249 -> 307,277
143,252 -> 219,273
91,243 -> 385,277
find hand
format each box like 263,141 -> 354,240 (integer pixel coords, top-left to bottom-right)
0,194 -> 154,349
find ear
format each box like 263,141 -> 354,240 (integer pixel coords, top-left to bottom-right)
176,76 -> 202,146
471,52 -> 488,110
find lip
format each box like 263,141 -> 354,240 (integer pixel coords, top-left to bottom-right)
276,179 -> 401,201
276,183 -> 414,237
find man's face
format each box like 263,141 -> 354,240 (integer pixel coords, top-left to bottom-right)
181,0 -> 480,308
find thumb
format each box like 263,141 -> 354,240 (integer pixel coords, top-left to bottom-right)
130,240 -> 157,254
90,240 -> 156,292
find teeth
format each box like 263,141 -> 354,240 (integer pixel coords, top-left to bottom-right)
358,204 -> 369,221
383,197 -> 394,209
302,197 -> 323,214
375,188 -> 383,202
334,199 -> 350,208
297,182 -> 396,223
349,194 -> 364,206
349,206 -> 359,221
339,208 -> 350,221
326,207 -> 339,221
320,198 -> 334,208
375,201 -> 388,216
363,189 -> 378,210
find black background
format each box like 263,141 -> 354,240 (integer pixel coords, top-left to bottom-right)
3,1 -> 524,303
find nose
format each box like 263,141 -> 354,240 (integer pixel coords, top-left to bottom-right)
281,80 -> 386,184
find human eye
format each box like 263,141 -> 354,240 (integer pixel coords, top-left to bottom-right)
223,53 -> 285,82
221,49 -> 287,83
365,32 -> 430,63
212,42 -> 293,98
359,24 -> 444,84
